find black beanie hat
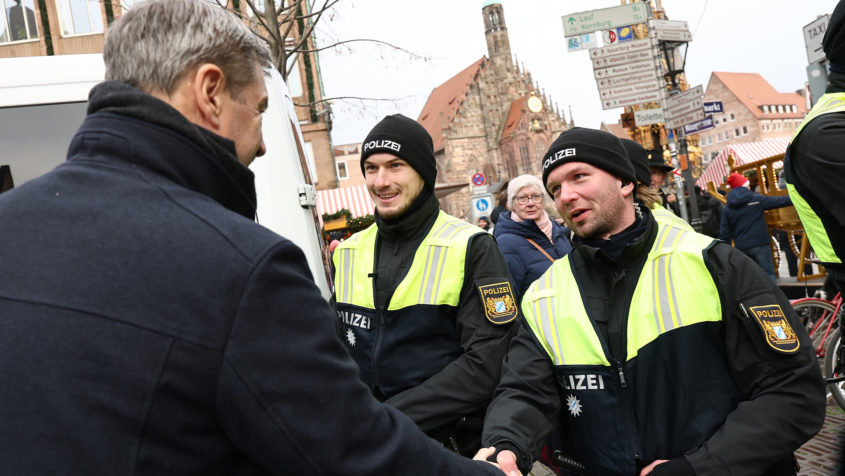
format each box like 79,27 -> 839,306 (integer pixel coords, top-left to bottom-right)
619,138 -> 652,186
824,1 -> 845,64
541,127 -> 636,190
360,114 -> 437,190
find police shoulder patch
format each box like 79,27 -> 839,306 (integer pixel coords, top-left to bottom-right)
748,304 -> 800,354
477,279 -> 518,325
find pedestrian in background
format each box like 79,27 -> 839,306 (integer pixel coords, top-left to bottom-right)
478,215 -> 493,234
333,114 -> 518,456
494,174 -> 572,303
621,138 -> 693,231
0,2 -> 504,474
480,127 -> 824,476
719,172 -> 792,281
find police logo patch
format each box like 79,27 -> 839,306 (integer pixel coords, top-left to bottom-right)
477,281 -> 517,324
748,304 -> 800,354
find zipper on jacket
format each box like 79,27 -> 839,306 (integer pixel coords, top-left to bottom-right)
372,304 -> 386,391
616,361 -> 627,388
738,302 -> 751,320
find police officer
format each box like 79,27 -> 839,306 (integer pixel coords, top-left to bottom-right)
481,127 -> 825,475
786,0 -> 845,294
333,114 -> 518,455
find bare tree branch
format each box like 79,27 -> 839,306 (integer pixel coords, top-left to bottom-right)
301,38 -> 431,62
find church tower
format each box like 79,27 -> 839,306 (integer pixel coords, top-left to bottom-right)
482,1 -> 511,59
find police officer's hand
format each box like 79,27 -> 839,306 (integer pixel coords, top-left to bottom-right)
477,448 -> 522,476
640,459 -> 669,475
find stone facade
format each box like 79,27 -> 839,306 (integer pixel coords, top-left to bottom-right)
418,2 -> 570,218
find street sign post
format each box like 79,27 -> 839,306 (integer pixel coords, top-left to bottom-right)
563,3 -> 650,37
664,85 -> 705,129
803,14 -> 830,65
470,194 -> 494,221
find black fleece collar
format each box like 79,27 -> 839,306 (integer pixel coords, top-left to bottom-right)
85,81 -> 257,219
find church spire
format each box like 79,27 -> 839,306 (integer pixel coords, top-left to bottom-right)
482,1 -> 511,59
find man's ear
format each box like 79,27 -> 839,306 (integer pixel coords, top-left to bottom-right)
192,64 -> 227,130
621,180 -> 635,198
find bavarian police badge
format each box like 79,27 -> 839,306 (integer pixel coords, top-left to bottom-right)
748,304 -> 800,354
477,279 -> 518,324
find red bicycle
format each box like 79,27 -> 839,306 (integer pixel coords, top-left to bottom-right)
791,291 -> 844,409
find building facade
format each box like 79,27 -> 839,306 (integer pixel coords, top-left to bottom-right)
700,72 -> 808,165
332,142 -> 365,188
0,0 -> 336,189
416,1 -> 571,217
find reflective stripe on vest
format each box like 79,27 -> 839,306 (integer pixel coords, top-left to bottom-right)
650,202 -> 694,232
333,210 -> 482,310
787,92 -> 845,264
521,221 -> 721,366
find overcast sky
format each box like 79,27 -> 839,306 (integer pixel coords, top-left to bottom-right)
314,0 -> 836,146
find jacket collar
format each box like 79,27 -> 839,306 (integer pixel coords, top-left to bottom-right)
80,81 -> 257,219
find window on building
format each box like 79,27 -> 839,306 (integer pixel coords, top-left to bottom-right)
742,125 -> 748,135
734,128 -> 740,137
791,105 -> 798,113
0,0 -> 39,43
774,121 -> 781,130
777,105 -> 784,114
336,160 -> 348,180
519,144 -> 529,172
762,105 -> 768,114
729,113 -> 736,121
56,0 -> 104,36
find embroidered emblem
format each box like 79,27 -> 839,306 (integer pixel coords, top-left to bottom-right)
566,394 -> 582,417
346,329 -> 357,347
748,304 -> 800,353
478,281 -> 518,324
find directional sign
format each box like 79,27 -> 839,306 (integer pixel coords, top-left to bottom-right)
589,38 -> 652,59
664,85 -> 704,110
634,108 -> 665,126
652,29 -> 692,42
596,71 -> 663,88
666,96 -> 703,117
665,110 -> 705,130
598,79 -> 663,100
593,59 -> 662,79
563,3 -> 650,37
591,49 -> 654,68
650,19 -> 689,30
803,14 -> 830,64
682,115 -> 715,134
703,101 -> 723,114
601,89 -> 664,110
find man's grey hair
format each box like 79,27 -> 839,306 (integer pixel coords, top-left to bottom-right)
104,0 -> 272,97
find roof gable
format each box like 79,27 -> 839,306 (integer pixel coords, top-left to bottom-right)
418,57 -> 485,151
709,72 -> 806,119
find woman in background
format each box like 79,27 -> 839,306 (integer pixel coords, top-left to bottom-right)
494,174 -> 572,302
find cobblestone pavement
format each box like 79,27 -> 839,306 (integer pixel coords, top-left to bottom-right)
798,397 -> 844,476
527,398 -> 844,476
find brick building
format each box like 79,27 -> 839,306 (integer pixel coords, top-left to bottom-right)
0,0 -> 336,189
417,1 -> 571,217
700,72 -> 808,165
332,142 -> 365,188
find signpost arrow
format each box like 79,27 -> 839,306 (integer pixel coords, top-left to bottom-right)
598,79 -> 663,100
589,38 -> 652,58
593,59 -> 664,79
591,49 -> 655,68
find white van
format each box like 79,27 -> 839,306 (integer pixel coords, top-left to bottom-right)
0,53 -> 332,298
